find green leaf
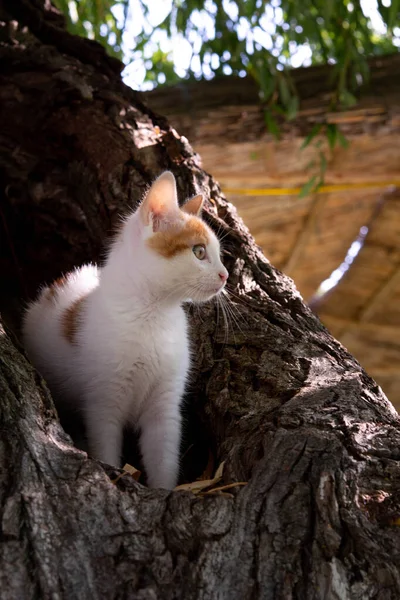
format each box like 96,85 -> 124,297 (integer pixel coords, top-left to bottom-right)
264,111 -> 280,140
299,175 -> 318,198
389,0 -> 399,30
336,129 -> 349,149
339,89 -> 358,108
326,124 -> 337,150
278,75 -> 291,108
319,152 -> 327,178
272,105 -> 286,116
322,0 -> 334,22
286,95 -> 299,121
314,178 -> 324,194
301,124 -> 322,150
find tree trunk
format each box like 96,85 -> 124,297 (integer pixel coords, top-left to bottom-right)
1,2 -> 400,599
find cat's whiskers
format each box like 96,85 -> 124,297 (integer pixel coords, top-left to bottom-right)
186,281 -> 210,304
223,290 -> 246,332
215,292 -> 221,337
222,288 -> 245,317
217,229 -> 232,245
176,281 -> 245,347
214,219 -> 225,240
224,285 -> 255,309
146,279 -> 201,308
218,288 -> 247,346
218,293 -> 237,345
216,294 -> 230,345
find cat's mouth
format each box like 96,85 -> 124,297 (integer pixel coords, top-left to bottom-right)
189,282 -> 226,304
208,282 -> 226,297
216,281 -> 226,293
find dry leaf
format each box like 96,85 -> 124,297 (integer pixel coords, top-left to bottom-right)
122,463 -> 142,481
199,449 -> 215,481
202,482 -> 248,495
174,461 -> 225,494
214,461 -> 225,480
111,463 -> 142,485
174,478 -> 219,493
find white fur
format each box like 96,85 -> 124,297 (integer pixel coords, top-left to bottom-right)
22,172 -> 228,489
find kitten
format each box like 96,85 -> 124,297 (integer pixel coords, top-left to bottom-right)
22,171 -> 228,489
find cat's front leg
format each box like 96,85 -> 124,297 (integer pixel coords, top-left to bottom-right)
83,392 -> 124,467
137,387 -> 182,489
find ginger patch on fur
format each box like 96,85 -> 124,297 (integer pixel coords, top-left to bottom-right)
62,296 -> 86,344
46,276 -> 67,301
147,217 -> 209,258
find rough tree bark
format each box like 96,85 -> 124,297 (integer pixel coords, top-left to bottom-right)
1,2 -> 400,599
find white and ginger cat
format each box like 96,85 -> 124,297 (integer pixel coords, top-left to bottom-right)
23,171 -> 228,489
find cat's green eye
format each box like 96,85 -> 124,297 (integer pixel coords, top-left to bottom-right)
192,244 -> 206,260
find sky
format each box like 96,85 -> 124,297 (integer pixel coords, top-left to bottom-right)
117,0 -> 395,91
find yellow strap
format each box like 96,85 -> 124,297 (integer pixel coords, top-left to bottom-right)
223,181 -> 400,197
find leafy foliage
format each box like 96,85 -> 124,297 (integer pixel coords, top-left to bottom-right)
57,1 -> 399,84
53,0 -> 128,59
57,0 -> 400,101
56,0 -> 399,190
57,0 -> 400,116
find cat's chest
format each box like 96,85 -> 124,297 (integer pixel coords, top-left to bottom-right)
112,308 -> 188,368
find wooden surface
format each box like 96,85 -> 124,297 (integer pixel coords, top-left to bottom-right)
143,58 -> 400,410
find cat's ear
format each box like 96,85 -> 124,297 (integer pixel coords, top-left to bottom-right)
182,194 -> 204,216
140,171 -> 179,231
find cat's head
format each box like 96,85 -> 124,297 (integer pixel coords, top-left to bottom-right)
135,171 -> 228,303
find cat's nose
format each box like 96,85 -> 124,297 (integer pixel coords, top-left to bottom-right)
219,271 -> 228,282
